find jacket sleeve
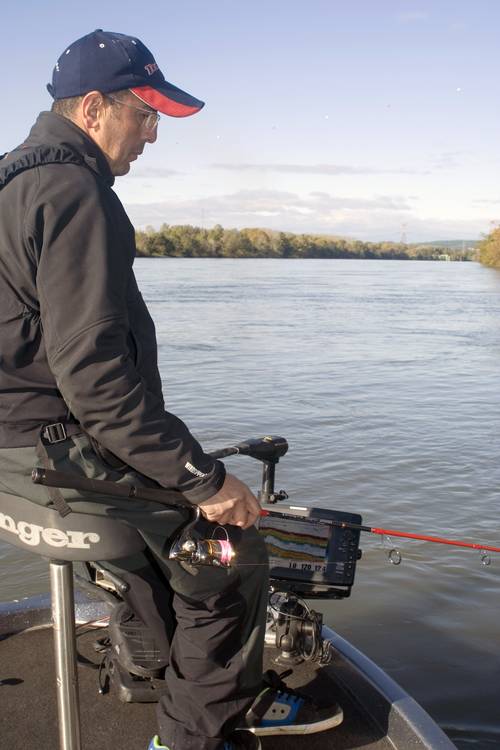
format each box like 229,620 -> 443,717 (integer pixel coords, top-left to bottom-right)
30,165 -> 225,503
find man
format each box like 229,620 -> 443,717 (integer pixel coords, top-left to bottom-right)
0,30 -> 339,750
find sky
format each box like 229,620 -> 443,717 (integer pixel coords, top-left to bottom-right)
3,0 -> 500,242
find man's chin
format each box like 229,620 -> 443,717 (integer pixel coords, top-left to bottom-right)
112,162 -> 131,177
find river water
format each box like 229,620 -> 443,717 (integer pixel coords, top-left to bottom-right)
1,258 -> 500,748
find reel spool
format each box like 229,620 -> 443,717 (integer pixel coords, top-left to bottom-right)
169,507 -> 235,567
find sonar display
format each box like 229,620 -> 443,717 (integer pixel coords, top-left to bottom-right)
258,515 -> 330,566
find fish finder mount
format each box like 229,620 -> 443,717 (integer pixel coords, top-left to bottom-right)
213,436 -> 364,666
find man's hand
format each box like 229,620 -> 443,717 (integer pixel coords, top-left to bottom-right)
198,473 -> 261,529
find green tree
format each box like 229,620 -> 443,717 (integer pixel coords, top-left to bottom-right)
479,227 -> 500,267
134,224 -> 475,261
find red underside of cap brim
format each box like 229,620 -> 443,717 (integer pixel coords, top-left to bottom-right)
130,85 -> 204,118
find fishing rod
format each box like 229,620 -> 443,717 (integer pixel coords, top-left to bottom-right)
31,434 -> 500,566
327,520 -> 500,555
32,464 -> 500,564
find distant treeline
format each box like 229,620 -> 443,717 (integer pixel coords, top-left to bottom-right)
135,224 -> 475,261
478,226 -> 500,268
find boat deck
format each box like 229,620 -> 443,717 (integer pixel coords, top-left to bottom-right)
0,625 -> 394,750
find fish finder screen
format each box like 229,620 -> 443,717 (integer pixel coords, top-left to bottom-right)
257,506 -> 362,595
259,515 -> 330,574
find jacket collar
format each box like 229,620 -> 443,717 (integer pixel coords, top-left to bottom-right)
21,111 -> 115,187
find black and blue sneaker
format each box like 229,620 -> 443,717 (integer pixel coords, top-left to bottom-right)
241,670 -> 343,736
147,729 -> 261,749
148,738 -> 167,750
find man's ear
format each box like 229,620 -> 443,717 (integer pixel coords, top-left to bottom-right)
80,91 -> 106,132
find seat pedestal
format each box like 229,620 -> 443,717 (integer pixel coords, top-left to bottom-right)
0,490 -> 147,750
50,560 -> 82,750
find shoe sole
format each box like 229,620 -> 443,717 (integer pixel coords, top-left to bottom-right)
244,704 -> 343,736
230,729 -> 263,749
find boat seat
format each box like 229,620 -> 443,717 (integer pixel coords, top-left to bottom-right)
0,490 -> 146,560
0,489 -> 147,750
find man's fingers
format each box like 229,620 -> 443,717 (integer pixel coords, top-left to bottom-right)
229,504 -> 251,528
199,498 -> 259,528
198,474 -> 262,527
244,493 -> 262,518
199,504 -> 231,523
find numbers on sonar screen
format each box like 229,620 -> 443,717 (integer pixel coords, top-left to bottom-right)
286,562 -> 326,572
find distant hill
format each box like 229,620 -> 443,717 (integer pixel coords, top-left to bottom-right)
239,231 -> 480,250
410,240 -> 479,251
243,232 -> 480,251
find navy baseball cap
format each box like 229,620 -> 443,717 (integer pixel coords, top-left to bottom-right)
47,29 -> 204,118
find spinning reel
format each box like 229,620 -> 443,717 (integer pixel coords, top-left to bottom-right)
169,506 -> 234,567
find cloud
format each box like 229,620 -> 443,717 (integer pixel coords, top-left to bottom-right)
124,187 -> 486,242
127,189 -> 411,225
397,10 -> 430,24
128,167 -> 181,178
306,191 -> 411,210
472,198 -> 500,206
211,162 -> 424,175
431,152 -> 463,171
123,188 -> 448,241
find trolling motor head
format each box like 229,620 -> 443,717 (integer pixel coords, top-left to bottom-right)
210,436 -> 289,503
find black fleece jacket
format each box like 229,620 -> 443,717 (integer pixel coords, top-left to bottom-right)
0,111 -> 225,502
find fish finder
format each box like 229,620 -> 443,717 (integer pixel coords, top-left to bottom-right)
258,504 -> 362,599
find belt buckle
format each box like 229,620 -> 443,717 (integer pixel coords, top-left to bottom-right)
43,422 -> 67,444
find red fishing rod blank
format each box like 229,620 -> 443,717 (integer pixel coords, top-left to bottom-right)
338,521 -> 500,554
